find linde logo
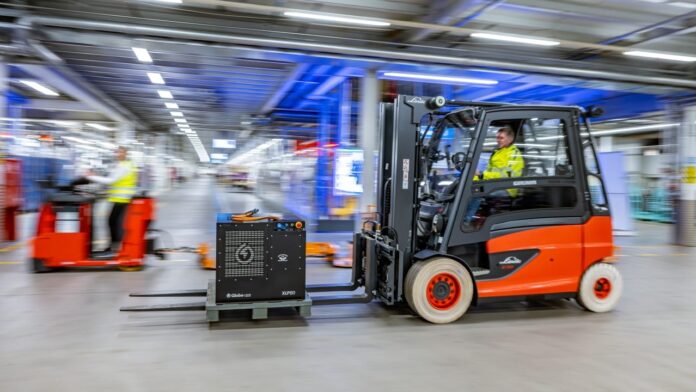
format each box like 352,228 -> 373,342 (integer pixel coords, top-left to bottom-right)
277,254 -> 288,262
499,256 -> 522,265
407,97 -> 426,104
235,243 -> 254,264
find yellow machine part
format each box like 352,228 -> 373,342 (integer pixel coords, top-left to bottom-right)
198,242 -> 338,270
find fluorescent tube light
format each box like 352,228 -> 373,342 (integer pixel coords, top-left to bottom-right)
165,102 -> 179,109
19,80 -> 60,96
669,2 -> 696,8
158,90 -> 173,99
85,123 -> 110,131
283,11 -> 391,27
470,32 -> 560,46
170,111 -> 184,117
591,123 -> 680,136
624,51 -> 696,62
147,72 -> 165,84
131,47 -> 153,63
174,118 -> 187,123
382,72 -> 498,85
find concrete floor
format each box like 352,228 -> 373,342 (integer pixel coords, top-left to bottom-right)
1,178 -> 695,391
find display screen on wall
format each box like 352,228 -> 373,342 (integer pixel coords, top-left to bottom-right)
213,139 -> 236,149
334,148 -> 363,195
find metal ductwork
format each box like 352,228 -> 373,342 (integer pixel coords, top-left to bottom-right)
14,16 -> 696,89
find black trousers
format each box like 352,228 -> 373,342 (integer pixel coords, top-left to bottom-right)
108,202 -> 129,249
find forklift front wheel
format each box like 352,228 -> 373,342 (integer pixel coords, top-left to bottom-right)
405,258 -> 474,324
118,264 -> 144,272
577,262 -> 622,313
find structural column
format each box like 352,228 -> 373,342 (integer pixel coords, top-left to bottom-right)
356,69 -> 379,232
0,59 -> 7,242
676,106 -> 696,246
0,57 -> 6,121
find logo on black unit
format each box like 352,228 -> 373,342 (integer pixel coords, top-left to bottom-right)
235,243 -> 254,264
407,96 -> 426,104
277,254 -> 288,262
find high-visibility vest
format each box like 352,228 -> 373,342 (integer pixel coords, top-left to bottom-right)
478,145 -> 525,197
108,160 -> 138,203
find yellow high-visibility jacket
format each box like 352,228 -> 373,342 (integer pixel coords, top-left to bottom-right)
107,160 -> 138,203
478,145 -> 525,196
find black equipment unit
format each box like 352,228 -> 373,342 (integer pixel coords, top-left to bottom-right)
215,214 -> 306,303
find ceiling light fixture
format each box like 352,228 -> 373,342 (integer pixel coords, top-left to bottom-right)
170,111 -> 184,117
19,80 -> 60,96
669,1 -> 696,8
165,102 -> 179,109
147,72 -> 165,84
283,11 -> 391,27
381,72 -> 498,85
591,123 -> 680,136
174,118 -> 187,123
85,123 -> 111,131
157,90 -> 173,99
470,32 -> 560,46
624,50 -> 696,62
131,47 -> 153,63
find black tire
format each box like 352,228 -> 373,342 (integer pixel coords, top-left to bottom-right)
31,258 -> 52,273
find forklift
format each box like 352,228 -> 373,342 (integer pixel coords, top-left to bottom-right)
123,95 -> 621,324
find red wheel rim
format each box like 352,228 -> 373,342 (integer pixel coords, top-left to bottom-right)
593,277 -> 612,299
426,273 -> 461,310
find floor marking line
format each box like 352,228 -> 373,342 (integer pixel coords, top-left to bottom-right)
0,242 -> 25,252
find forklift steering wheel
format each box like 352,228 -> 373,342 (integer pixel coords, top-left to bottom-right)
451,152 -> 466,172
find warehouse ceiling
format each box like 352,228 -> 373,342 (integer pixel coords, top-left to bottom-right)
0,0 -> 694,161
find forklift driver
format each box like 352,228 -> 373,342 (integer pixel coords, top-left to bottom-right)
86,146 -> 139,252
475,125 -> 524,184
466,125 -> 525,223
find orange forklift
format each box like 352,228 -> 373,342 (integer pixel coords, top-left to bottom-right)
124,95 -> 621,324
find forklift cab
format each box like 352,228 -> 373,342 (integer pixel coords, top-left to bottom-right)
361,95 -> 620,323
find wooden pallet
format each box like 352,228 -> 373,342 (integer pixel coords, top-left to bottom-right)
205,280 -> 313,322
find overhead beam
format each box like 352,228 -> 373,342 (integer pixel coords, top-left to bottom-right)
260,63 -> 309,114
21,99 -> 95,112
23,21 -> 696,89
14,63 -> 130,123
598,10 -> 696,46
400,0 -> 475,43
307,67 -> 361,98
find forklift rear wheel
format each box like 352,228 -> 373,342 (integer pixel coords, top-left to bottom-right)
31,258 -> 52,273
405,258 -> 474,324
577,262 -> 622,313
